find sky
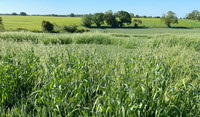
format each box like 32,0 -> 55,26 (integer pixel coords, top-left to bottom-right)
0,0 -> 199,18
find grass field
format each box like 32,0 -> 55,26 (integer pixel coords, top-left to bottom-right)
0,15 -> 82,31
0,28 -> 200,116
1,15 -> 200,31
92,28 -> 200,34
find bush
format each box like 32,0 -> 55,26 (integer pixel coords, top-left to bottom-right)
133,19 -> 142,27
61,25 -> 89,33
0,17 -> 4,31
16,28 -> 28,31
42,20 -> 54,32
62,25 -> 77,33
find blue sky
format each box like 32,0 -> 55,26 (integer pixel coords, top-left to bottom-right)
0,0 -> 199,17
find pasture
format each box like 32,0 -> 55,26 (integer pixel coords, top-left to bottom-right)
0,28 -> 200,116
1,15 -> 200,31
0,15 -> 82,31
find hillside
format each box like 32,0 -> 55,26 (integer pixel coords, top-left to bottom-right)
1,15 -> 200,31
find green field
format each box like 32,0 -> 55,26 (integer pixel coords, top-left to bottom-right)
1,15 -> 200,31
0,15 -> 82,31
0,28 -> 200,116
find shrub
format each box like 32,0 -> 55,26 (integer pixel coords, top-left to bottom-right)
16,28 -> 28,31
0,17 -> 4,31
61,25 -> 89,33
133,19 -> 142,27
62,25 -> 77,33
41,20 -> 54,32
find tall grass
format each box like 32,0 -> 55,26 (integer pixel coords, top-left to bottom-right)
0,32 -> 200,116
0,32 -> 143,48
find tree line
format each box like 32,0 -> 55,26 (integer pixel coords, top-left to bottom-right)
1,10 -> 200,19
0,10 -> 179,32
1,10 -> 200,32
82,10 -> 143,28
186,10 -> 200,21
82,10 -> 178,28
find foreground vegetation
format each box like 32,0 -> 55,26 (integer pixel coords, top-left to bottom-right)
0,30 -> 200,116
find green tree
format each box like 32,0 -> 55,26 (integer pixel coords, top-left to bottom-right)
104,10 -> 118,27
161,11 -> 178,27
116,11 -> 132,27
93,13 -> 104,27
20,12 -> 27,16
41,20 -> 54,32
0,17 -> 4,31
133,19 -> 142,27
69,13 -> 75,17
129,13 -> 134,18
186,10 -> 200,20
12,12 -> 18,15
82,14 -> 93,28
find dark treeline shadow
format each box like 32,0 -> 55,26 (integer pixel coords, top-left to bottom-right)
90,26 -> 148,29
170,26 -> 191,29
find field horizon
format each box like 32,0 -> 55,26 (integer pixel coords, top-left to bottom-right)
1,15 -> 200,31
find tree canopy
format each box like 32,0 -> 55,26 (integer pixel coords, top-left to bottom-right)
42,20 -> 54,32
161,11 -> 178,27
116,11 -> 132,27
186,10 -> 200,20
133,19 -> 142,27
93,13 -> 104,27
69,13 -> 75,17
104,10 -> 118,27
20,12 -> 27,16
82,14 -> 93,28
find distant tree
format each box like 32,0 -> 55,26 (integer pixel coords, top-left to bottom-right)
161,11 -> 178,27
142,16 -> 147,18
116,11 -> 132,27
93,13 -> 104,27
186,10 -> 200,20
42,20 -> 54,32
82,14 -> 93,27
129,13 -> 134,18
20,12 -> 27,16
148,16 -> 153,18
154,16 -> 161,18
50,14 -> 58,16
12,12 -> 18,15
135,15 -> 140,18
69,13 -> 75,17
104,10 -> 118,27
133,19 -> 142,27
0,17 -> 4,31
198,16 -> 200,21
